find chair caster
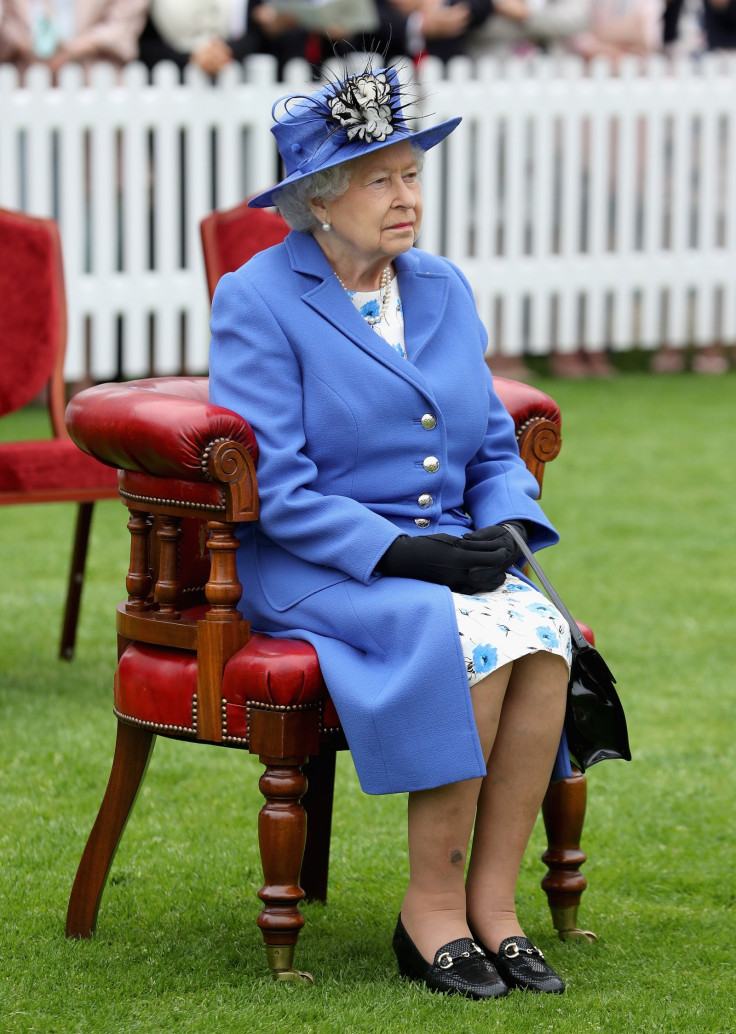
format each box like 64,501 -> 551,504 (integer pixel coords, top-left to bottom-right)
272,968 -> 314,984
558,927 -> 597,944
550,905 -> 598,943
266,944 -> 314,985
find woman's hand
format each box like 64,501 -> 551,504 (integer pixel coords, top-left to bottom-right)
463,517 -> 525,558
192,37 -> 233,75
421,0 -> 473,39
461,520 -> 528,566
375,531 -> 519,592
492,0 -> 529,21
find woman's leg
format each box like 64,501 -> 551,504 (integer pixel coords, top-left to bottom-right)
400,662 -> 513,963
465,651 -> 568,951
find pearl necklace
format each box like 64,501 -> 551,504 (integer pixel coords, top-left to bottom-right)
335,266 -> 392,326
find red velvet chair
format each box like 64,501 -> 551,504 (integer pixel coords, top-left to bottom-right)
200,202 -> 289,302
0,208 -> 120,659
64,374 -> 594,984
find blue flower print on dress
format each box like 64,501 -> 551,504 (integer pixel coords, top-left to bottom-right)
451,574 -> 571,688
535,626 -> 560,649
472,643 -> 498,675
359,299 -> 381,321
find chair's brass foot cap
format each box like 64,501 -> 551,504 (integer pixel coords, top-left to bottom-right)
272,969 -> 314,985
549,905 -> 597,943
558,928 -> 598,943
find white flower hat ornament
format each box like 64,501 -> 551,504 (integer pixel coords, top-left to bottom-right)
247,65 -> 461,209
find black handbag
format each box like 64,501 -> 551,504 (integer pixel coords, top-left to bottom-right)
504,524 -> 631,772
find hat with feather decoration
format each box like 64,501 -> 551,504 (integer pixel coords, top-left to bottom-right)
247,65 -> 461,209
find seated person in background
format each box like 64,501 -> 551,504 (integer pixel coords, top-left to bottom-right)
138,0 -> 307,77
357,0 -> 495,62
465,0 -> 589,58
569,0 -> 665,60
0,0 -> 148,77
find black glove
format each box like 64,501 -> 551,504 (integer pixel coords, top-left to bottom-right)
461,521 -> 529,576
375,533 -> 510,593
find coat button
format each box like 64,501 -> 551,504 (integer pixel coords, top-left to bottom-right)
418,493 -> 433,508
423,456 -> 440,473
414,518 -> 430,528
421,413 -> 437,430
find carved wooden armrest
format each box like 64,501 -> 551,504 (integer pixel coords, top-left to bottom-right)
65,377 -> 259,742
493,376 -> 562,492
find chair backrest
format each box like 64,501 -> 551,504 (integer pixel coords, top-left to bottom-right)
200,202 -> 289,302
0,208 -> 68,435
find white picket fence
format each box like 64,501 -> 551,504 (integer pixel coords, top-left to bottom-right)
2,52 -> 736,380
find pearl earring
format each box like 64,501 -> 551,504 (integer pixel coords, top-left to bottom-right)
321,221 -> 331,232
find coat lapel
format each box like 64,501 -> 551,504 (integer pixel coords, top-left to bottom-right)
285,231 -> 451,384
393,249 -> 451,363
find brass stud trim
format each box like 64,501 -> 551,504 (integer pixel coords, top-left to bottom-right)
120,488 -> 226,512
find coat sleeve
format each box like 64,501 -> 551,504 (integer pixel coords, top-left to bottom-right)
446,261 -> 560,551
463,363 -> 559,551
209,268 -> 402,584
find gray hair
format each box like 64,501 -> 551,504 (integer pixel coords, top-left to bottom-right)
274,163 -> 353,232
274,145 -> 425,233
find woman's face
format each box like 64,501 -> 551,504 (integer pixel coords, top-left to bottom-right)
312,140 -> 423,270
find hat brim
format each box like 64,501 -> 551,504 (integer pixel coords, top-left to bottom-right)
247,116 -> 461,210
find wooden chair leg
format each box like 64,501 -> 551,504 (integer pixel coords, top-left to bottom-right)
66,720 -> 155,938
256,756 -> 314,984
540,767 -> 597,942
59,502 -> 94,660
300,749 -> 337,903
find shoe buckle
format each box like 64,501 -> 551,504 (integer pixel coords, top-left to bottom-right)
437,943 -> 484,970
503,940 -> 544,960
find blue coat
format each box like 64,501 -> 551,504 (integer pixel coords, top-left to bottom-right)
209,230 -> 565,795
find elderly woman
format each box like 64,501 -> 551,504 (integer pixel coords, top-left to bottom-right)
209,66 -> 572,1000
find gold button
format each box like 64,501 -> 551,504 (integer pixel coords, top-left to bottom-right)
414,518 -> 430,528
418,494 -> 433,508
421,414 -> 437,430
423,456 -> 440,473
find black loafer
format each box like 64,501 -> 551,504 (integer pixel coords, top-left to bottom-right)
477,935 -> 565,994
392,915 -> 509,1000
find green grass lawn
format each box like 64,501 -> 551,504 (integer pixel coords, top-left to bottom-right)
1,371 -> 734,1033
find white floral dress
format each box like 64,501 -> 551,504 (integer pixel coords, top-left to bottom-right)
453,577 -> 571,685
347,280 -> 572,684
342,275 -> 406,356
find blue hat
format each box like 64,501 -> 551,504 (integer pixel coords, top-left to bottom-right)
248,66 -> 461,209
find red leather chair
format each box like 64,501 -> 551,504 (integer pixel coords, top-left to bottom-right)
64,374 -> 594,984
0,208 -> 120,659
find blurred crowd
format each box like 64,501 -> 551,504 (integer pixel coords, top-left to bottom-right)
2,0 -> 733,378
0,0 -> 734,83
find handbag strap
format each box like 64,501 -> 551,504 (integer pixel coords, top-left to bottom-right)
502,523 -> 588,651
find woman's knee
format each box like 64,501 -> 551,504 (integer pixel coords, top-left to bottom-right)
469,663 -> 512,754
509,651 -> 568,702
